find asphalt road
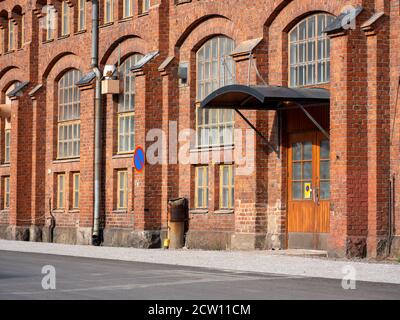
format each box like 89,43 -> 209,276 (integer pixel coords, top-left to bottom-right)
0,250 -> 399,300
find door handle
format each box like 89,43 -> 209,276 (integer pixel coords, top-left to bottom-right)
314,187 -> 320,206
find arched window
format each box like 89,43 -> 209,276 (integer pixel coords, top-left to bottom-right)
196,36 -> 235,148
4,81 -> 20,164
117,54 -> 143,153
289,13 -> 334,87
58,69 -> 82,159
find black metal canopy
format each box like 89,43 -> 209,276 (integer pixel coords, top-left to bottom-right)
200,84 -> 330,110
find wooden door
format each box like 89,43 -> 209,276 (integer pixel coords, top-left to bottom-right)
288,132 -> 330,250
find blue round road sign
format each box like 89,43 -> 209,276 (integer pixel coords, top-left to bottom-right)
134,146 -> 145,172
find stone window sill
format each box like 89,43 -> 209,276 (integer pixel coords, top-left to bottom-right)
52,209 -> 65,214
57,34 -> 70,41
74,29 -> 87,35
119,17 -> 133,23
112,209 -> 128,214
113,153 -> 133,159
42,39 -> 54,44
138,12 -> 149,18
190,145 -> 235,153
175,0 -> 191,5
100,22 -> 114,28
53,158 -> 80,164
0,209 -> 9,214
0,163 -> 10,168
214,209 -> 234,215
190,209 -> 208,215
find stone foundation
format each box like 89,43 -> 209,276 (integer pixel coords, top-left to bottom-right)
29,225 -> 43,242
103,228 -> 162,248
186,230 -> 233,250
346,236 -> 367,259
230,233 -> 266,250
52,227 -> 78,244
390,236 -> 400,258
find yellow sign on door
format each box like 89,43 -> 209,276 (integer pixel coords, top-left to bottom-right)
304,183 -> 312,199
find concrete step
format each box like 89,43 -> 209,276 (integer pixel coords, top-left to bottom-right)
270,249 -> 328,257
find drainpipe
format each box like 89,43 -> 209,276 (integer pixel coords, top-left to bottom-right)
91,0 -> 102,246
388,175 -> 395,255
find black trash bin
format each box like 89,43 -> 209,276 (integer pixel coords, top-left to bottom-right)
167,198 -> 188,249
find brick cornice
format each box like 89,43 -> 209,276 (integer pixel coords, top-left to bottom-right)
77,82 -> 95,91
361,12 -> 386,37
158,56 -> 175,76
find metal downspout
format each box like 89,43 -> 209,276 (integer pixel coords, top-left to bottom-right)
91,0 -> 102,246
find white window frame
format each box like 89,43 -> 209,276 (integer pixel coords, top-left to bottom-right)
195,166 -> 209,209
4,128 -> 10,164
8,19 -> 14,51
57,173 -> 65,209
195,36 -> 235,148
123,0 -> 132,18
61,1 -> 69,36
117,170 -> 128,209
46,5 -> 55,40
289,13 -> 334,88
72,172 -> 80,209
57,69 -> 81,159
117,54 -> 142,154
104,0 -> 113,23
142,0 -> 150,13
220,164 -> 234,209
3,176 -> 10,209
78,0 -> 86,31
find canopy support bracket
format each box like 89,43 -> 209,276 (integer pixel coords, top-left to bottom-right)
295,103 -> 330,140
234,108 -> 278,155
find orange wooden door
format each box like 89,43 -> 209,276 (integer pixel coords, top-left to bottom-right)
288,132 -> 330,249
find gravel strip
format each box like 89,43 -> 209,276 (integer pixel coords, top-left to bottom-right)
0,240 -> 399,284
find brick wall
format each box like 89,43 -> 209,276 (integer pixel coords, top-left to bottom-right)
0,0 -> 398,258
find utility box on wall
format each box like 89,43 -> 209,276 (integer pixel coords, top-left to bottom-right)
101,79 -> 120,94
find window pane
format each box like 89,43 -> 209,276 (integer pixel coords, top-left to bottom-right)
292,163 -> 301,180
290,44 -> 297,65
318,15 -> 326,36
299,43 -> 305,63
290,28 -> 298,42
320,160 -> 330,180
320,181 -> 330,199
308,16 -> 316,38
303,142 -> 312,160
320,140 -> 330,159
299,21 -> 306,40
292,182 -> 302,200
222,188 -> 229,208
303,162 -> 312,180
292,142 -> 301,160
222,167 -> 229,185
198,167 -> 203,185
197,188 -> 204,208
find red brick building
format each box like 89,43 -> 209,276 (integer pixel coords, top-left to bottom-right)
0,0 -> 399,259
